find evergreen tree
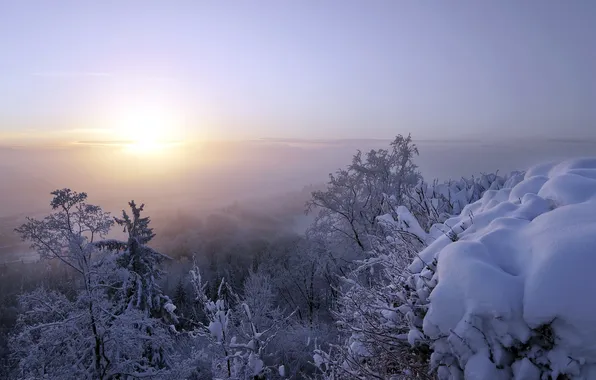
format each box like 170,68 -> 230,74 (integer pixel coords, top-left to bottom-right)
97,201 -> 177,322
94,201 -> 178,371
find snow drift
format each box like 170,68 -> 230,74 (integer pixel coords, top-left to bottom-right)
409,158 -> 596,379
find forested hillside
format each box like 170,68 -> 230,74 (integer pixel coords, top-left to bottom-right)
2,135 -> 595,379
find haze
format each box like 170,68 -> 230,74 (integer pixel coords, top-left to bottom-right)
1,1 -> 595,255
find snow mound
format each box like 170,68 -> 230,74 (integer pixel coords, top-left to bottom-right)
412,158 -> 596,379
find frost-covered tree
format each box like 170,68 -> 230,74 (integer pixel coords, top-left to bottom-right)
303,136 -> 426,378
95,200 -> 179,372
267,237 -> 334,327
238,270 -> 282,332
96,201 -> 177,322
311,169 -> 512,379
307,134 -> 421,253
15,189 -> 113,275
11,262 -> 176,380
13,189 -> 115,379
314,208 -> 434,380
252,238 -> 338,377
12,190 -> 178,379
173,277 -> 194,323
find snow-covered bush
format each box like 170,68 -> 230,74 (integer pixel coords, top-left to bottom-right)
313,207 -> 434,379
407,158 -> 596,379
189,264 -> 296,379
406,172 -> 513,232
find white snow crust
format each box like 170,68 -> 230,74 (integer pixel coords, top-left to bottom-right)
411,158 -> 596,378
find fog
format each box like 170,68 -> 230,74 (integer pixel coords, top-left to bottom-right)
2,137 -> 596,263
1,135 -> 596,378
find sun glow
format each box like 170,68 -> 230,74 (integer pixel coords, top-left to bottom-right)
125,139 -> 166,154
111,102 -> 184,155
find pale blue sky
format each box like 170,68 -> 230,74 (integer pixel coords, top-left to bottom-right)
1,0 -> 595,142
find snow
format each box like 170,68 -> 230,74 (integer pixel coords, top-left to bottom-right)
247,352 -> 263,376
464,353 -> 509,380
164,302 -> 176,313
412,158 -> 596,378
313,353 -> 325,368
208,320 -> 223,342
407,327 -> 425,346
512,358 -> 540,380
378,206 -> 430,244
394,205 -> 430,243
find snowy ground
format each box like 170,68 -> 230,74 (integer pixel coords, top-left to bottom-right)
410,158 -> 596,379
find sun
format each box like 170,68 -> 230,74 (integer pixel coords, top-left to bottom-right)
113,104 -> 182,155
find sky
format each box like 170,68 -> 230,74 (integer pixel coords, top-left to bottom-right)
1,0 -> 595,143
